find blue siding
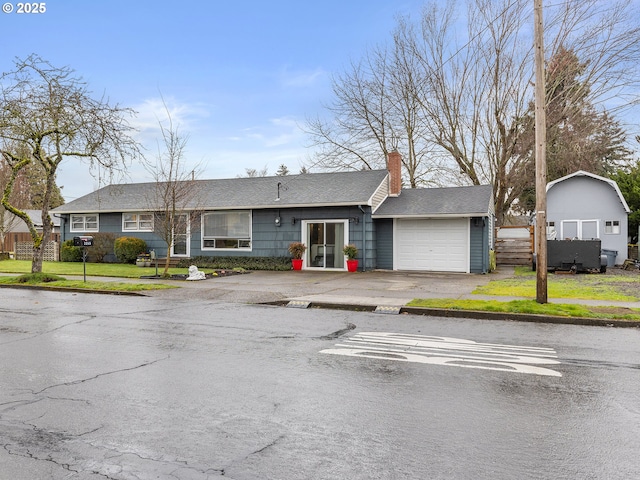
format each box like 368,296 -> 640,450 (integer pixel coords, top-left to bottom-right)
59,206 -> 375,266
374,219 -> 393,269
469,217 -> 489,273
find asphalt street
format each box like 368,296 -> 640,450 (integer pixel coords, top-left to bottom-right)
1,287 -> 639,479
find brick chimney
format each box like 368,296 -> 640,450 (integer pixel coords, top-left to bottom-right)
387,150 -> 402,196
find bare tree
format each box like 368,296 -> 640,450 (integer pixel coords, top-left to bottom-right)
145,100 -> 203,276
0,55 -> 141,272
240,165 -> 269,177
306,0 -> 640,224
305,42 -> 442,187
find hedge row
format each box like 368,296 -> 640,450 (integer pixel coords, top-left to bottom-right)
178,256 -> 292,271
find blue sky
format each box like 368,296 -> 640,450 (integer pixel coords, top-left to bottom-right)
1,0 -> 425,201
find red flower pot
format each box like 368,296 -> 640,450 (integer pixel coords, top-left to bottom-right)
346,259 -> 358,272
292,259 -> 303,270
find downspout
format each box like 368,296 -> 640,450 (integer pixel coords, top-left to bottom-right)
358,205 -> 366,271
54,214 -> 65,243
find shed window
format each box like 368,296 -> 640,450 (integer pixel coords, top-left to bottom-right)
604,220 -> 620,235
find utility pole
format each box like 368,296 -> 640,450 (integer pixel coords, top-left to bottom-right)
534,0 -> 548,303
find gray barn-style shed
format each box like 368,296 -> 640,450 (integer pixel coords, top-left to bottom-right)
546,170 -> 630,265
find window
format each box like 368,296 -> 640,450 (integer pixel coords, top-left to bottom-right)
604,220 -> 620,235
202,210 -> 251,249
123,213 -> 154,231
70,214 -> 99,232
546,221 -> 557,240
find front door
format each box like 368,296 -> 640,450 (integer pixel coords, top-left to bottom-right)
304,220 -> 347,269
171,214 -> 190,257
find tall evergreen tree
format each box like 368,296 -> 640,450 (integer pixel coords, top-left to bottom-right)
611,158 -> 640,244
514,47 -> 632,213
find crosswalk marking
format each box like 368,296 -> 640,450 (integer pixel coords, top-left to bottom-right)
320,332 -> 562,377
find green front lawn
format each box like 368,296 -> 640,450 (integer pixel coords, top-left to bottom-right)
407,298 -> 640,321
0,260 -> 190,292
0,275 -> 175,292
408,266 -> 640,321
0,260 -> 195,278
473,266 -> 640,302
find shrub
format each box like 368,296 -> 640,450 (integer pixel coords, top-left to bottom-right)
87,232 -> 117,263
60,240 -> 83,262
114,236 -> 147,264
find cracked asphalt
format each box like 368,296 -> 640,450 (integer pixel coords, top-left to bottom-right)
2,274 -> 640,479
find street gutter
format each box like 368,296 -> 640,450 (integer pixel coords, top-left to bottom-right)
262,300 -> 640,328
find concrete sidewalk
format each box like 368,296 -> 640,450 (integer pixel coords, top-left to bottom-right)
5,267 -> 640,326
133,267 -> 640,326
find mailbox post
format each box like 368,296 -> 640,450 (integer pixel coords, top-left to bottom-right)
73,236 -> 93,282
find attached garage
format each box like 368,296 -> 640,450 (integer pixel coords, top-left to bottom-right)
373,186 -> 495,273
395,218 -> 469,272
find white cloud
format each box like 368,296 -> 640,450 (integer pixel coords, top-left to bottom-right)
278,67 -> 326,88
130,96 -> 211,135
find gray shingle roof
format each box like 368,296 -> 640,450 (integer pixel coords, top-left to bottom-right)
53,170 -> 390,214
373,185 -> 494,217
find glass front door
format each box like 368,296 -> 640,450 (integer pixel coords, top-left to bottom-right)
171,214 -> 190,257
305,220 -> 346,269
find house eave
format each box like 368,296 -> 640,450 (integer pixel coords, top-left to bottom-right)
55,201 -> 372,215
372,212 -> 490,219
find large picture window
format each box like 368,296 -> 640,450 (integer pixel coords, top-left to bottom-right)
70,214 -> 99,232
123,213 -> 154,231
202,210 -> 251,249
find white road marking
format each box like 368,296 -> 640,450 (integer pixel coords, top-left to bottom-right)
320,332 -> 562,377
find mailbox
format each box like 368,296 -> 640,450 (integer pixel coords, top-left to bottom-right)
73,236 -> 94,247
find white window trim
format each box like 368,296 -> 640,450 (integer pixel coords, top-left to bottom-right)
301,219 -> 350,271
560,219 -> 599,240
122,212 -> 154,232
171,213 -> 191,257
70,214 -> 99,233
604,220 -> 621,235
201,210 -> 252,251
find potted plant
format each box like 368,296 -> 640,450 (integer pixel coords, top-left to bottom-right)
136,253 -> 152,267
288,242 -> 307,270
343,244 -> 359,272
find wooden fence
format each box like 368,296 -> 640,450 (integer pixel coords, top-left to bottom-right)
495,226 -> 534,266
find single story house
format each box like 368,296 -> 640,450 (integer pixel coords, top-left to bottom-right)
546,170 -> 630,265
52,153 -> 495,273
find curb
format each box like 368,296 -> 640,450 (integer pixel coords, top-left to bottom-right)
0,284 -> 146,296
263,300 -> 640,328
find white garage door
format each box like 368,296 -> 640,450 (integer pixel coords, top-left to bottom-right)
395,218 -> 469,272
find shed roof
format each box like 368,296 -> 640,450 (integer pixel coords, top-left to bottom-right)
373,185 -> 494,218
546,170 -> 630,213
